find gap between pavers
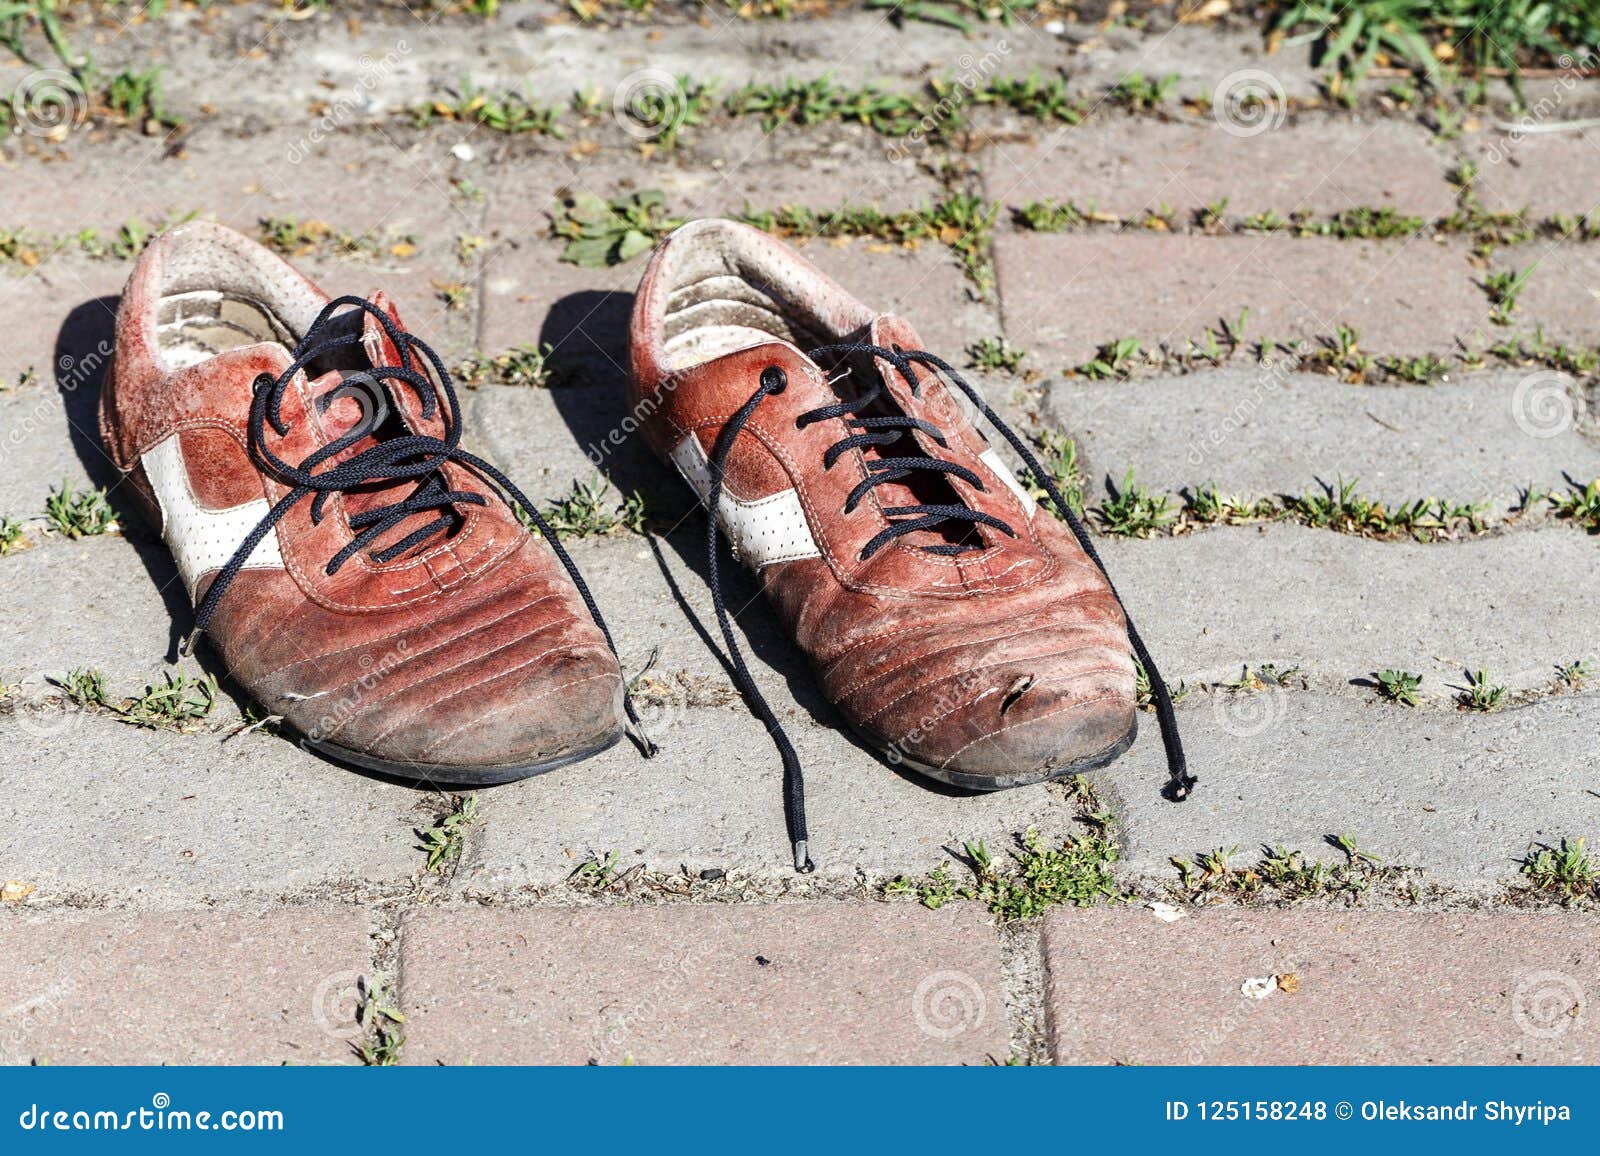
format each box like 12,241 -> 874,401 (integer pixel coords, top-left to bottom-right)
0,909 -> 372,1065
1097,690 -> 1600,882
1043,367 -> 1600,511
995,233 -> 1492,365
395,901 -> 1008,1064
1042,907 -> 1600,1063
984,117 -> 1458,221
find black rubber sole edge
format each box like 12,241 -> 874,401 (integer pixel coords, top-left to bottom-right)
299,728 -> 625,788
870,712 -> 1139,792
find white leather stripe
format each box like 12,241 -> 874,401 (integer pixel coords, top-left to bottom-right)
980,448 -> 1037,516
142,433 -> 284,603
669,434 -> 821,569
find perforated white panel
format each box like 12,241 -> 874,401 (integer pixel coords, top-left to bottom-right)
669,433 -> 821,569
142,432 -> 285,602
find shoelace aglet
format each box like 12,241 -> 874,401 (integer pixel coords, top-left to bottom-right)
793,839 -> 815,874
177,630 -> 199,658
629,717 -> 660,759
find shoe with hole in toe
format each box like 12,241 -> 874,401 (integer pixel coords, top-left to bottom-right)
627,219 -> 1190,869
100,220 -> 640,785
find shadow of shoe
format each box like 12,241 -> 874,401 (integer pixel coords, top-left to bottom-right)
55,295 -> 194,664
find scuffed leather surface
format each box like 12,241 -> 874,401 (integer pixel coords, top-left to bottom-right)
629,219 -> 1136,783
101,221 -> 623,770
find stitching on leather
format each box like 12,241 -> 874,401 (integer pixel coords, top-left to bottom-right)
327,617 -> 574,741
817,585 -> 1108,674
863,652 -> 1123,727
372,643 -> 612,748
837,621 -> 1110,707
259,592 -> 561,682
419,670 -> 621,758
936,691 -> 1126,770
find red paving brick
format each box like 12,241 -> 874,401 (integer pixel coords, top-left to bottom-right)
994,232 -> 1490,363
1502,243 -> 1600,347
0,910 -> 372,1065
479,234 -> 999,379
985,118 -> 1457,220
397,902 -> 1009,1065
1043,908 -> 1600,1064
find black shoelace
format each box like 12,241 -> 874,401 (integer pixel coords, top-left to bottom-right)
182,295 -> 655,755
705,343 -> 1194,874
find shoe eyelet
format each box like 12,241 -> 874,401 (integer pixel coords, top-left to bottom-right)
760,366 -> 787,394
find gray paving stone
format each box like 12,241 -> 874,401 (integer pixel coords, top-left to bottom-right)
1098,690 -> 1600,880
1100,524 -> 1600,691
398,903 -> 1007,1064
1043,908 -> 1600,1063
0,536 -> 192,710
0,909 -> 371,1065
985,118 -> 1457,219
27,5 -> 1323,125
1042,366 -> 1600,509
1467,125 -> 1600,216
0,713 -> 425,903
994,233 -> 1490,364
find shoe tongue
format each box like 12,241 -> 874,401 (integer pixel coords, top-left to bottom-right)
305,291 -> 411,445
298,292 -> 449,545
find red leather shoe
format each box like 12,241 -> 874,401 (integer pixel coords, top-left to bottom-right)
628,220 -> 1189,868
101,221 -> 637,784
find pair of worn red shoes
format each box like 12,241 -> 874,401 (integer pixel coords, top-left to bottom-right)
100,219 -> 1189,871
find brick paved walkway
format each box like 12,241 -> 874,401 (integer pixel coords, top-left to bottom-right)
1,1 -> 1598,1064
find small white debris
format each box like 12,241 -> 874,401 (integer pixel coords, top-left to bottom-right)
451,142 -> 475,162
1240,975 -> 1277,1000
1147,901 -> 1185,923
1043,19 -> 1066,34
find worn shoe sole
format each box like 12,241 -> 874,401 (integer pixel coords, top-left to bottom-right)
299,727 -> 624,788
865,713 -> 1138,792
